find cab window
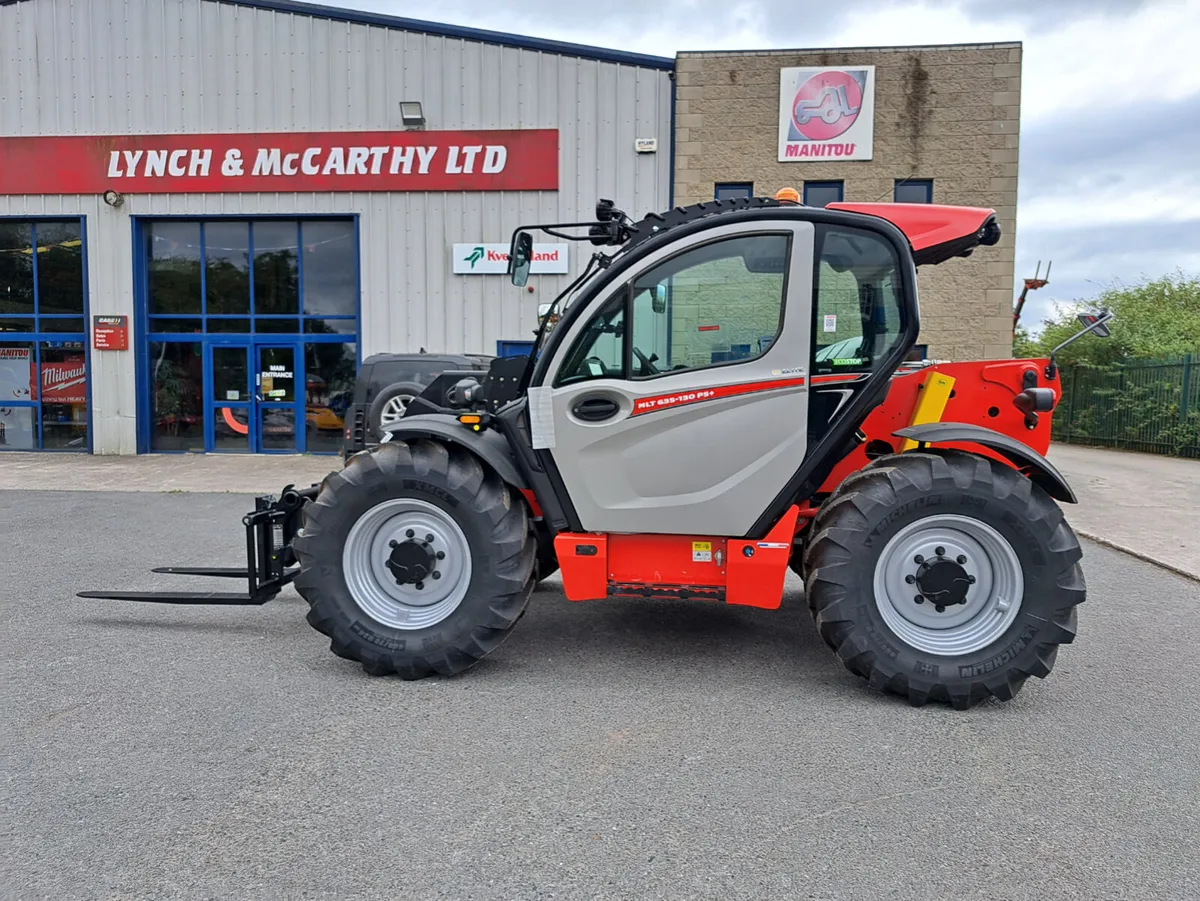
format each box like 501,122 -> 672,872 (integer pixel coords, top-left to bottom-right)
629,234 -> 789,379
811,226 -> 906,375
555,234 -> 791,387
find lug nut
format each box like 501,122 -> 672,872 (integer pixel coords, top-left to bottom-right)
959,598 -> 968,605
914,555 -> 925,565
935,547 -> 945,556
406,529 -> 415,538
425,533 -> 435,543
436,551 -> 446,560
414,581 -> 424,590
935,604 -> 945,613
957,555 -> 967,565
905,575 -> 916,584
968,575 -> 977,584
432,571 -> 441,580
914,595 -> 924,605
388,540 -> 398,548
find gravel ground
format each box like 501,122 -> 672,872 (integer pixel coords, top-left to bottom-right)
3,490 -> 1198,901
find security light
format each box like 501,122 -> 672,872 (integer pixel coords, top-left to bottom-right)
399,101 -> 425,128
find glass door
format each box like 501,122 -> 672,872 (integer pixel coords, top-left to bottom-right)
255,344 -> 301,453
208,342 -> 253,452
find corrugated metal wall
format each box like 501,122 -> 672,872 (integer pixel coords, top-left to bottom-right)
0,0 -> 673,453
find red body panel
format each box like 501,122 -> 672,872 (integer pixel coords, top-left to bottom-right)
817,358 -> 1057,496
826,202 -> 995,252
554,507 -> 801,609
725,506 -> 801,610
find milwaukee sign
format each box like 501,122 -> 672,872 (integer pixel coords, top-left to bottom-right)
0,130 -> 559,195
452,243 -> 569,275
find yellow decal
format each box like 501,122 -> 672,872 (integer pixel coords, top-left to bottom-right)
692,541 -> 713,563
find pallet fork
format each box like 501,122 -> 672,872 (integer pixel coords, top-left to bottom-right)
78,485 -> 317,606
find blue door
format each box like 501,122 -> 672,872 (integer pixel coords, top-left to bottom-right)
202,340 -> 304,452
255,343 -> 303,453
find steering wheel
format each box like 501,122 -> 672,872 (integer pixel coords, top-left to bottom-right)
633,347 -> 660,376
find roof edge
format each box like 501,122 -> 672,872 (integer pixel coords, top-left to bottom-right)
678,39 -> 1022,57
216,0 -> 676,69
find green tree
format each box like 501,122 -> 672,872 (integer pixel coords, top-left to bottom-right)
1021,271 -> 1200,365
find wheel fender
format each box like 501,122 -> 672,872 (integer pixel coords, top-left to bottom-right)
380,414 -> 529,491
893,423 -> 1077,504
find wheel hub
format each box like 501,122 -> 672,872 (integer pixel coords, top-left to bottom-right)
914,556 -> 972,607
386,538 -> 437,586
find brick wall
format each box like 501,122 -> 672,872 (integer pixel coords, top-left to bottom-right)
674,43 -> 1021,361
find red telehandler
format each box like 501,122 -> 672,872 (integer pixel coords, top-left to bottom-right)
83,194 -> 1113,709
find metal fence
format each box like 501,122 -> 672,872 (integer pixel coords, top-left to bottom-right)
1052,355 -> 1200,458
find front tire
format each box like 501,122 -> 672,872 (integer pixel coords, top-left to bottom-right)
293,439 -> 535,678
803,450 -> 1085,709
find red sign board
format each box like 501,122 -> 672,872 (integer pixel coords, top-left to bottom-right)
39,357 -> 88,403
0,130 -> 559,195
93,315 -> 129,351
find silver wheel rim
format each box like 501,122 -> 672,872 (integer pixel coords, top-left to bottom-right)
873,514 -> 1024,657
342,498 -> 472,631
379,395 -> 414,428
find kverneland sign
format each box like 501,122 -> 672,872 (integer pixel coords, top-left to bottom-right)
0,130 -> 559,195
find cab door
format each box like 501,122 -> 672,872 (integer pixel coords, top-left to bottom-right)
537,221 -> 815,536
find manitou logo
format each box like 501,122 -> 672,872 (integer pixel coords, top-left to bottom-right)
778,66 -> 875,162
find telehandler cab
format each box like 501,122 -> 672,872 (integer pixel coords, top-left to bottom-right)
83,194 -> 1112,709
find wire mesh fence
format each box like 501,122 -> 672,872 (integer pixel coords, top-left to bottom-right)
1053,355 -> 1200,458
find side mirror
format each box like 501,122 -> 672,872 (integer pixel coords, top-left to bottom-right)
509,232 -> 534,287
1077,310 -> 1111,339
652,285 -> 667,314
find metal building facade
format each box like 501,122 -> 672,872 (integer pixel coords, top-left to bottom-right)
0,0 -> 674,454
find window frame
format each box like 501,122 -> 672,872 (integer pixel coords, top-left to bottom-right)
894,179 -> 934,204
0,216 -> 91,453
553,231 -> 795,387
803,181 -> 845,208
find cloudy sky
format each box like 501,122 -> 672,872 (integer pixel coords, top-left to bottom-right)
342,0 -> 1198,330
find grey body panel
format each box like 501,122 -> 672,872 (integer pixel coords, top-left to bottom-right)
544,222 -> 816,535
380,415 -> 528,490
893,423 -> 1077,504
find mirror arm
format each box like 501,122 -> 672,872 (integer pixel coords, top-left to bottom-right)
517,251 -> 604,394
1045,309 -> 1115,380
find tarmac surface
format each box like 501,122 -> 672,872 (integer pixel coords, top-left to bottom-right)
4,488 -> 1200,900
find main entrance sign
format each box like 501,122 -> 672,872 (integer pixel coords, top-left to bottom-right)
0,130 -> 559,195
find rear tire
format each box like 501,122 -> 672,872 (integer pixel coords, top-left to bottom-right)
367,381 -> 425,440
293,439 -> 535,678
803,450 -> 1085,709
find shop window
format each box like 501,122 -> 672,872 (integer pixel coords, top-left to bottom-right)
35,222 -> 84,316
714,183 -> 754,202
0,223 -> 35,317
302,221 -> 357,318
253,221 -> 300,316
894,179 -> 933,204
148,341 -> 205,451
304,342 -> 357,454
0,219 -> 89,452
148,222 -> 202,315
205,221 -> 251,314
804,181 -> 844,208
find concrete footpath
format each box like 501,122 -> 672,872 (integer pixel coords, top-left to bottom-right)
1047,444 -> 1200,582
1,444 -> 1197,581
